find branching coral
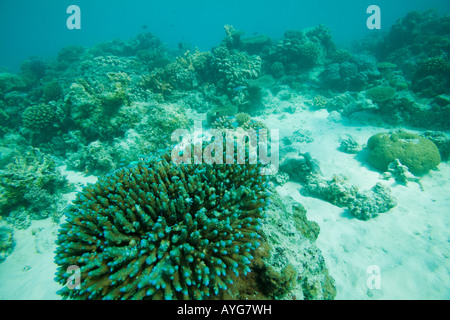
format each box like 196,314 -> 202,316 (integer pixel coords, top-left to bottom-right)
234,112 -> 252,126
223,25 -> 246,49
139,69 -> 174,97
54,142 -> 270,300
380,159 -> 423,190
313,95 -> 327,109
212,47 -> 261,96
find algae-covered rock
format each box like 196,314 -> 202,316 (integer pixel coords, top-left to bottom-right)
240,34 -> 272,53
259,193 -> 336,300
292,203 -> 320,241
279,152 -> 321,183
0,227 -> 15,263
257,263 -> 297,299
367,132 -> 441,175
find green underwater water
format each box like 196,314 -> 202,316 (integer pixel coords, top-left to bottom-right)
0,4 -> 449,301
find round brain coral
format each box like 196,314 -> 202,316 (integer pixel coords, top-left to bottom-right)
22,103 -> 58,130
421,56 -> 449,75
367,132 -> 441,175
54,145 -> 269,300
366,86 -> 396,103
43,81 -> 63,102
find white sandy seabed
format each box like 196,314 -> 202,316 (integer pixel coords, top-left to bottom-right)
0,103 -> 449,300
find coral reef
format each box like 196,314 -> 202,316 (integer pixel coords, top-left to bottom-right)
5,210 -> 32,230
206,102 -> 239,126
4,10 -> 449,299
19,58 -> 48,86
331,49 -> 352,63
90,33 -> 165,59
67,140 -> 116,174
142,102 -> 192,153
271,171 -> 290,186
375,10 -> 450,98
417,56 -> 449,76
63,76 -> 139,143
139,49 -> 213,97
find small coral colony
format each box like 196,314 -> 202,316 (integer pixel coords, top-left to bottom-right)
0,10 -> 449,299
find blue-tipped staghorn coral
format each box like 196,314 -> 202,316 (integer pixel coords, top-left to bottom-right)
54,141 -> 270,300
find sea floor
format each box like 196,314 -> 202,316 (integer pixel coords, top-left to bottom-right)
0,104 -> 449,300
